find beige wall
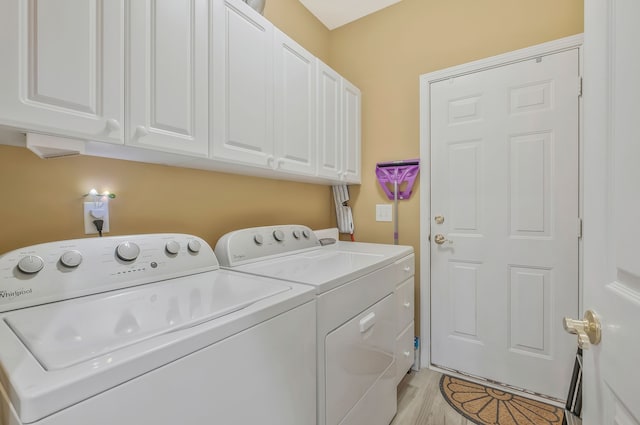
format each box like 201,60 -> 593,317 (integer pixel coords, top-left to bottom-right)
327,0 -> 584,334
0,0 -> 332,255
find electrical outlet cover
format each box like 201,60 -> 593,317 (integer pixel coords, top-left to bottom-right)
84,202 -> 110,234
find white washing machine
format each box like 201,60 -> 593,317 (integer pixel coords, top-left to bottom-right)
214,225 -> 415,425
0,234 -> 316,425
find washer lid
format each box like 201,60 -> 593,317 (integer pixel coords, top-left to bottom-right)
4,271 -> 290,370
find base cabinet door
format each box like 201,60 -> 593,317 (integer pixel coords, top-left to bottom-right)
0,0 -> 124,143
211,0 -> 274,167
273,29 -> 316,176
127,0 -> 209,157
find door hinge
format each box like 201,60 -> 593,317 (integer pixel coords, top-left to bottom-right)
577,217 -> 583,239
578,77 -> 583,97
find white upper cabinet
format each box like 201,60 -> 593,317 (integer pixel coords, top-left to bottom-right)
211,0 -> 274,167
127,0 -> 209,157
0,0 -> 124,143
316,61 -> 362,183
273,29 -> 316,176
316,61 -> 342,180
342,79 -> 361,184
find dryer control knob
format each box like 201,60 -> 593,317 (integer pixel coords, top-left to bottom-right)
187,239 -> 201,253
116,242 -> 140,262
17,255 -> 44,274
302,229 -> 311,239
60,250 -> 83,268
165,240 -> 180,255
292,230 -> 301,239
254,234 -> 264,245
273,230 -> 285,242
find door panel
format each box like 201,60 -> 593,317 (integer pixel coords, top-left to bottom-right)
431,49 -> 580,400
583,0 -> 640,422
274,30 -> 315,175
128,0 -> 208,156
316,62 -> 341,179
0,0 -> 123,143
211,0 -> 273,166
342,80 -> 361,183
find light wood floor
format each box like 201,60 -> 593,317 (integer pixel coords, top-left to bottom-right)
391,368 -> 471,425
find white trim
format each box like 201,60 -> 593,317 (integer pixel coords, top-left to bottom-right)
418,34 -> 584,370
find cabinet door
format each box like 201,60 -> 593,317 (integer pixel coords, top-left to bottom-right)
0,0 -> 124,143
273,30 -> 316,176
342,79 -> 361,183
316,61 -> 342,180
128,0 -> 209,157
211,0 -> 274,167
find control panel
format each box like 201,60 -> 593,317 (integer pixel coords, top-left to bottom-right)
214,225 -> 320,267
0,234 -> 217,312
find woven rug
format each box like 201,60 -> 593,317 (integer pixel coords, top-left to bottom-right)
440,375 -> 564,425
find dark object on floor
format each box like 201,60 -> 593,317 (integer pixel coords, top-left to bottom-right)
562,348 -> 583,425
439,375 -> 564,425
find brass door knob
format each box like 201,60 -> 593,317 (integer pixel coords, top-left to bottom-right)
434,234 -> 453,245
563,310 -> 602,349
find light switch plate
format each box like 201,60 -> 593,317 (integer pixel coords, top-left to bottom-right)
376,204 -> 393,222
84,202 -> 110,234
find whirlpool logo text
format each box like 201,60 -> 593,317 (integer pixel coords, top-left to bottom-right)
0,288 -> 33,298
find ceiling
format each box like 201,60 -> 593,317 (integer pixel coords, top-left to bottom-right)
298,0 -> 404,30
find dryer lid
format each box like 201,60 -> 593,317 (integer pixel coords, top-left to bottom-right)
4,272 -> 290,370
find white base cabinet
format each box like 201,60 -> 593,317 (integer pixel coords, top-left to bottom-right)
394,263 -> 415,384
0,0 -> 124,144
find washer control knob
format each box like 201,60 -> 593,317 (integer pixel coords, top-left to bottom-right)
254,234 -> 264,245
17,255 -> 44,274
165,240 -> 180,255
273,230 -> 285,242
292,230 -> 301,239
60,250 -> 83,268
187,239 -> 201,253
302,229 -> 311,239
116,242 -> 140,262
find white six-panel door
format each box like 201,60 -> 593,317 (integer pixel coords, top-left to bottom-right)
128,0 -> 209,157
0,0 -> 124,143
430,49 -> 580,400
583,0 -> 640,423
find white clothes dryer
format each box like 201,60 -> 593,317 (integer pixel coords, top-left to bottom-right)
215,225 -> 415,425
0,234 -> 316,425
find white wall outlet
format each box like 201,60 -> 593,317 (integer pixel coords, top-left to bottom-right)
376,204 -> 393,222
84,202 -> 110,234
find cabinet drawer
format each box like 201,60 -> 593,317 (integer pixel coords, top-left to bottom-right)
392,254 -> 415,285
395,277 -> 414,333
395,322 -> 415,385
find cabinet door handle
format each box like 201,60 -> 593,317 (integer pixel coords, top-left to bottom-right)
403,351 -> 412,357
135,126 -> 149,138
403,302 -> 411,308
267,155 -> 275,168
106,119 -> 121,133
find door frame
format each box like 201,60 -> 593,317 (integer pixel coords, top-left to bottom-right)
418,34 -> 584,376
